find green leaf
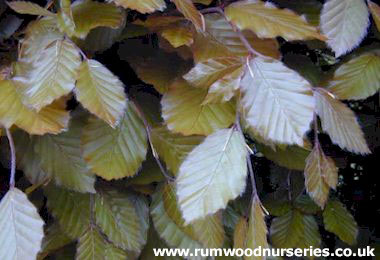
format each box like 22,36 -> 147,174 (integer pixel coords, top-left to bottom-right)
112,0 -> 166,14
225,0 -> 326,41
304,143 -> 338,208
17,39 -> 81,111
7,1 -> 56,17
323,200 -> 358,245
262,198 -> 291,217
34,119 -> 96,193
81,103 -> 148,180
161,79 -> 235,136
76,226 -> 107,260
150,188 -> 203,252
294,195 -> 321,215
45,186 -> 91,238
327,52 -> 380,100
0,188 -> 45,260
71,0 -> 124,39
256,143 -> 311,171
315,88 -> 370,154
320,0 -> 369,57
39,224 -> 73,259
270,209 -> 321,249
95,190 -> 146,252
245,196 -> 268,260
0,80 -> 70,135
241,57 -> 315,146
151,126 -> 203,175
176,128 -> 248,223
75,59 -> 127,127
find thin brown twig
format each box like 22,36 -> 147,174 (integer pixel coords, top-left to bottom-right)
6,128 -> 16,188
132,100 -> 175,182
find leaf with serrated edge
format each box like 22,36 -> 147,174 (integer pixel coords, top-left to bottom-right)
304,143 -> 337,208
323,200 -> 358,245
7,1 -> 56,16
17,39 -> 81,111
225,0 -> 325,41
34,119 -> 96,193
150,188 -> 203,254
315,88 -> 370,154
71,1 -> 123,39
241,57 -> 315,146
161,79 -> 235,136
245,196 -> 268,260
177,128 -> 248,223
95,190 -> 144,252
320,0 -> 369,57
172,0 -> 205,31
151,126 -> 203,175
183,57 -> 244,103
75,59 -> 126,127
327,52 -> 380,100
0,80 -> 70,135
112,0 -> 166,13
0,188 -> 44,260
81,103 -> 147,180
45,186 -> 91,238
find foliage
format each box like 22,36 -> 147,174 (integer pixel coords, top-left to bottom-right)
0,0 -> 378,258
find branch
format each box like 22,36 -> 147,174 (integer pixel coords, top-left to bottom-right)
132,100 -> 175,183
6,128 -> 16,188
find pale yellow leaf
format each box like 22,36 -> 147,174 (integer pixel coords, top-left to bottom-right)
327,52 -> 380,100
315,88 -> 370,154
75,59 -> 127,127
177,128 -> 248,223
81,103 -> 148,180
112,0 -> 166,13
16,39 -> 81,111
57,0 -> 76,36
0,188 -> 44,260
304,144 -> 337,208
0,80 -> 70,135
225,0 -> 326,41
233,217 -> 248,249
151,126 -> 203,175
245,196 -> 268,260
7,1 -> 56,16
241,57 -> 315,146
161,79 -> 235,136
320,0 -> 369,57
369,1 -> 380,32
172,0 -> 205,32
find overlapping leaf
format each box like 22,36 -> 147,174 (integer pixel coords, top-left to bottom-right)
34,119 -> 96,193
39,224 -> 73,258
0,188 -> 44,260
327,52 -> 380,100
0,80 -> 70,135
81,103 -> 147,180
320,0 -> 369,57
369,1 -> 380,31
233,217 -> 248,249
183,56 -> 245,104
57,0 -> 76,36
323,200 -> 358,245
75,59 -> 127,127
17,39 -> 81,111
176,128 -> 248,223
315,88 -> 370,154
7,1 -> 56,17
161,25 -> 193,48
112,0 -> 166,13
225,0 -> 325,41
241,57 -> 315,146
76,227 -> 107,260
161,79 -> 235,136
172,0 -> 205,32
304,143 -> 338,208
151,126 -> 203,175
95,190 -> 146,252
